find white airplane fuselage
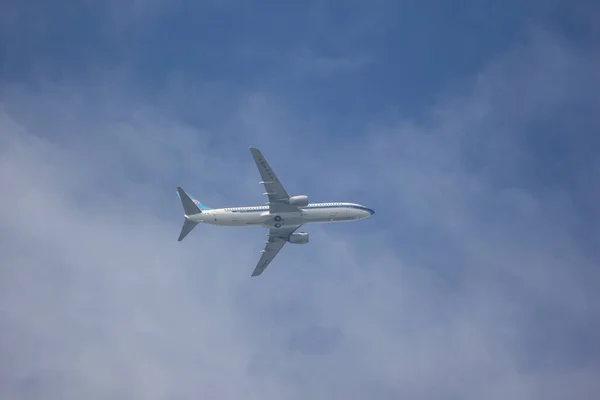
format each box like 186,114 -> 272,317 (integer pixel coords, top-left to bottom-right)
177,146 -> 375,276
187,202 -> 374,228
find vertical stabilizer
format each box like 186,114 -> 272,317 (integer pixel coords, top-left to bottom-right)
177,187 -> 201,216
176,186 -> 202,241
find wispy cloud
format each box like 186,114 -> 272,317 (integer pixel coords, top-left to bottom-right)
1,3 -> 599,400
287,49 -> 372,78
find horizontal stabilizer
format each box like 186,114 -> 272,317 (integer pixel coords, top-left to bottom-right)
178,219 -> 199,241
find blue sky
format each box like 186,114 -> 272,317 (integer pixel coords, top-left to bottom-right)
1,1 -> 599,399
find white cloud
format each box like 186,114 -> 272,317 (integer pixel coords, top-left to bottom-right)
0,25 -> 599,400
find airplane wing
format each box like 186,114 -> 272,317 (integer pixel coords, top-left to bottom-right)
251,225 -> 301,277
249,147 -> 299,214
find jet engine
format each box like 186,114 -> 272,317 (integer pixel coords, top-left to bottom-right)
288,232 -> 309,244
287,195 -> 309,207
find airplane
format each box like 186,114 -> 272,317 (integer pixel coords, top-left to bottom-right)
176,147 -> 375,277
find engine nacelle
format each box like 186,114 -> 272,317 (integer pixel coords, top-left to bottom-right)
288,195 -> 309,207
288,232 -> 309,244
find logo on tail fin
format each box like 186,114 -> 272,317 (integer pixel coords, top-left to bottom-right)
189,196 -> 212,211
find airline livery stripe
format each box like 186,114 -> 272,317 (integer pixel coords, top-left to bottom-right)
226,205 -> 374,214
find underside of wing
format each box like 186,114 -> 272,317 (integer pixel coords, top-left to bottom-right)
251,225 -> 301,277
249,147 -> 299,214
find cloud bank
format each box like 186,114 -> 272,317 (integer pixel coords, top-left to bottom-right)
1,8 -> 599,400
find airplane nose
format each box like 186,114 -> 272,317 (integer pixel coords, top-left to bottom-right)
356,206 -> 374,218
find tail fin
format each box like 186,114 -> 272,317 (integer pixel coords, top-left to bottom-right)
177,187 -> 201,216
177,187 -> 213,212
176,186 -> 206,241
